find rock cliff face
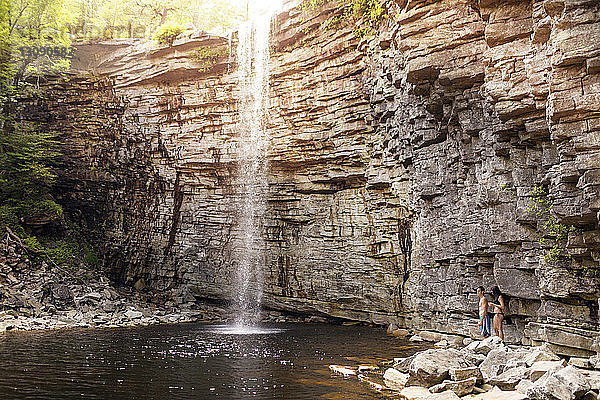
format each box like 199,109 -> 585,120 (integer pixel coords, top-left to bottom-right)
20,0 -> 599,355
365,0 -> 600,356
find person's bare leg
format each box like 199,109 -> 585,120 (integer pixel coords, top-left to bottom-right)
493,314 -> 500,337
498,315 -> 504,341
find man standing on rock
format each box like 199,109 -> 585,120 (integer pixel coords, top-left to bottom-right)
477,286 -> 491,338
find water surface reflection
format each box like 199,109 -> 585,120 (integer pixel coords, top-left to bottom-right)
0,322 -> 427,399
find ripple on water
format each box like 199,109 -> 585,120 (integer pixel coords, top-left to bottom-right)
208,325 -> 286,335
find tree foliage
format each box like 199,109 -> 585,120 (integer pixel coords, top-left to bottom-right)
152,21 -> 185,46
300,0 -> 386,40
68,0 -> 246,39
0,0 -> 65,237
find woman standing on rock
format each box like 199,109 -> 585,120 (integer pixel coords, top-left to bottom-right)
490,286 -> 505,341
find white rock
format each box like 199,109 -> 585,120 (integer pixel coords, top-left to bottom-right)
515,379 -> 534,394
430,377 -> 477,396
394,355 -> 416,372
569,357 -> 593,369
329,365 -> 356,376
383,367 -> 409,389
399,386 -> 431,400
529,360 -> 567,382
408,348 -> 473,386
124,309 -> 143,319
450,366 -> 482,382
472,386 -> 527,400
357,364 -> 379,372
479,348 -> 528,381
473,336 -> 506,355
419,390 -> 461,400
523,348 -> 561,367
488,366 -> 529,390
527,365 -> 590,400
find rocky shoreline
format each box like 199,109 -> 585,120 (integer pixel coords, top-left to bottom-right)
0,234 -> 312,333
331,335 -> 600,400
0,236 -> 225,332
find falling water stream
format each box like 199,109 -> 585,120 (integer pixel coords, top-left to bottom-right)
231,5 -> 278,328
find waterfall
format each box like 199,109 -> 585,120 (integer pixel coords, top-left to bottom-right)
231,6 -> 277,327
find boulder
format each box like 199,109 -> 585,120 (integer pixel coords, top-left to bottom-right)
394,355 -> 417,373
523,348 -> 561,367
515,379 -> 534,394
410,335 -> 424,342
568,357 -> 593,369
581,370 -> 600,390
383,367 -> 409,389
407,348 -> 474,386
392,328 -> 411,337
450,366 -> 483,383
488,366 -> 529,390
399,386 -> 431,400
529,360 -> 567,382
420,390 -> 461,400
460,350 -> 487,366
527,365 -> 590,400
480,347 -> 530,382
472,387 -> 528,400
430,377 -> 477,396
466,340 -> 482,352
470,337 -> 506,355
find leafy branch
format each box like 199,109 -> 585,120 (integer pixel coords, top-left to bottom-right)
526,185 -> 575,263
300,0 -> 386,40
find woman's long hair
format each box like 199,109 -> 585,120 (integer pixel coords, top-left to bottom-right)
491,286 -> 502,301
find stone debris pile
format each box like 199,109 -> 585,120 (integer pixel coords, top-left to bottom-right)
331,336 -> 600,400
0,235 -> 223,332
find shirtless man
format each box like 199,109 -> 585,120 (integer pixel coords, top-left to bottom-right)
477,286 -> 491,338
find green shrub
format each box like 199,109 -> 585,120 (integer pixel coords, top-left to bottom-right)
83,243 -> 100,267
527,185 -> 575,263
153,22 -> 185,46
300,0 -> 386,40
190,45 -> 228,72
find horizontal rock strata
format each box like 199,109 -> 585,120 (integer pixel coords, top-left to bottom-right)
16,0 -> 600,354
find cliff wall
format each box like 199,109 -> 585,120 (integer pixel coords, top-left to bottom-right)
20,0 -> 599,355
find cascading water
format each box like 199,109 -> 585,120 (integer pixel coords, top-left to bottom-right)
230,4 -> 279,328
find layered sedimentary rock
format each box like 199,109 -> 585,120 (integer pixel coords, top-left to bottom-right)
18,0 -> 599,355
366,0 -> 600,356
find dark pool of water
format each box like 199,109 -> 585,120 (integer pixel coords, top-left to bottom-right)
0,322 -> 426,399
